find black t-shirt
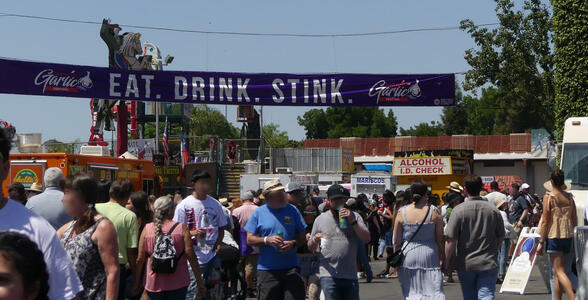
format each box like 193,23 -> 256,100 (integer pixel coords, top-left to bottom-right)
509,194 -> 529,224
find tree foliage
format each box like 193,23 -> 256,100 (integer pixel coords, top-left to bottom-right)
297,107 -> 398,139
442,86 -> 501,135
552,0 -> 588,137
400,121 -> 444,137
263,123 -> 301,149
189,105 -> 240,150
460,0 -> 554,134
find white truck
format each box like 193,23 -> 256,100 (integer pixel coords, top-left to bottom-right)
560,117 -> 588,225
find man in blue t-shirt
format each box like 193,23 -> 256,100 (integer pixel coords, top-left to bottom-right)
245,179 -> 307,300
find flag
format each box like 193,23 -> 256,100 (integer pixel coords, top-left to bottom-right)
162,117 -> 169,165
180,131 -> 190,171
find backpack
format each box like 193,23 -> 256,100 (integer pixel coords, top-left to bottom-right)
151,222 -> 184,274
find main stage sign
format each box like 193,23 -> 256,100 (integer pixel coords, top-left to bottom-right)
0,58 -> 455,107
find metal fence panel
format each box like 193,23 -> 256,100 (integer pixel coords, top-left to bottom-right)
271,148 -> 344,173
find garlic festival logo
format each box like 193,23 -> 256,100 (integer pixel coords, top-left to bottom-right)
34,69 -> 93,93
368,79 -> 422,103
13,169 -> 39,188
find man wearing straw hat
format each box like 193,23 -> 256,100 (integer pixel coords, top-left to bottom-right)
245,179 -> 307,300
26,182 -> 43,198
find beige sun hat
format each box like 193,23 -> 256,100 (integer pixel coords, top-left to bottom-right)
219,198 -> 233,209
494,197 -> 507,209
262,179 -> 285,195
445,181 -> 464,193
27,182 -> 43,193
543,180 -> 572,192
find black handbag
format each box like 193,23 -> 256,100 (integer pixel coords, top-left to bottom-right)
387,205 -> 431,268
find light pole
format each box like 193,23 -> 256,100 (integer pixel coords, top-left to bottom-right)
143,43 -> 173,154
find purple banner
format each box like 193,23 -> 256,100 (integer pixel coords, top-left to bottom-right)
0,58 -> 455,106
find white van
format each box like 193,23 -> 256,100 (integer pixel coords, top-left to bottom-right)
560,117 -> 588,225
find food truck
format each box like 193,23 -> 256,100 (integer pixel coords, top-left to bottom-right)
392,150 -> 473,198
2,153 -> 156,196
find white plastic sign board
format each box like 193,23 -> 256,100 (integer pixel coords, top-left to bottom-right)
500,227 -> 541,294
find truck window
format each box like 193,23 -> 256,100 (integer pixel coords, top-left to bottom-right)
562,143 -> 588,190
143,179 -> 154,195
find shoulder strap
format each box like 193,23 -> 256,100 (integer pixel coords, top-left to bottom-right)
427,207 -> 433,222
91,217 -> 107,232
400,206 -> 407,223
167,222 -> 181,235
401,205 -> 431,252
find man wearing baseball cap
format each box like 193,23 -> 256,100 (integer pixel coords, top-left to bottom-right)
245,179 -> 307,300
308,184 -> 371,300
285,182 -> 306,210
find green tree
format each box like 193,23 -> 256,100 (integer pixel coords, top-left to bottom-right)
263,123 -> 301,148
460,0 -> 554,134
296,109 -> 328,139
552,0 -> 588,137
190,105 -> 240,150
442,86 -> 501,135
400,121 -> 444,137
297,107 -> 398,139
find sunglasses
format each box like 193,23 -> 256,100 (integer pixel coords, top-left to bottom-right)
304,211 -> 318,215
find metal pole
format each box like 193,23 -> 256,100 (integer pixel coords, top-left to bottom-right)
260,106 -> 264,173
152,46 -> 162,154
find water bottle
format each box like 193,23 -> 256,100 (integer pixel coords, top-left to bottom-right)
198,214 -> 210,249
338,207 -> 347,229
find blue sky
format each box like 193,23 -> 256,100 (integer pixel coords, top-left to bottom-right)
0,0 -> 502,142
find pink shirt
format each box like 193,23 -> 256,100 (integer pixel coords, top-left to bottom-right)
142,221 -> 189,292
232,201 -> 259,254
232,201 -> 258,228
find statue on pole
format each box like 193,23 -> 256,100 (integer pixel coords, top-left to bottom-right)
89,19 -> 151,154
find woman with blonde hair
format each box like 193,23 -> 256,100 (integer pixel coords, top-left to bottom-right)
133,196 -> 205,299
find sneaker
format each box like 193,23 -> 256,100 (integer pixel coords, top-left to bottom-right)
377,271 -> 388,278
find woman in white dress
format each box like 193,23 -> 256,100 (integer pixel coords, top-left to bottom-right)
393,180 -> 445,299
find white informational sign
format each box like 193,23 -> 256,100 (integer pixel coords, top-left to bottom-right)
350,173 -> 396,197
500,227 -> 541,295
392,156 -> 452,176
128,139 -> 155,160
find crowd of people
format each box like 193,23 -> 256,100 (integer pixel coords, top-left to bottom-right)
0,124 -> 583,300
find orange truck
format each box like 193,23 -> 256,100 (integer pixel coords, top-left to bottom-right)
2,153 -> 156,196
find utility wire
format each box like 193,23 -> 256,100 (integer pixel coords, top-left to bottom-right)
0,12 -> 499,38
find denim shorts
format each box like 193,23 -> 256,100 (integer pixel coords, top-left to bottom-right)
546,238 -> 573,253
384,231 -> 394,248
298,255 -> 319,278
